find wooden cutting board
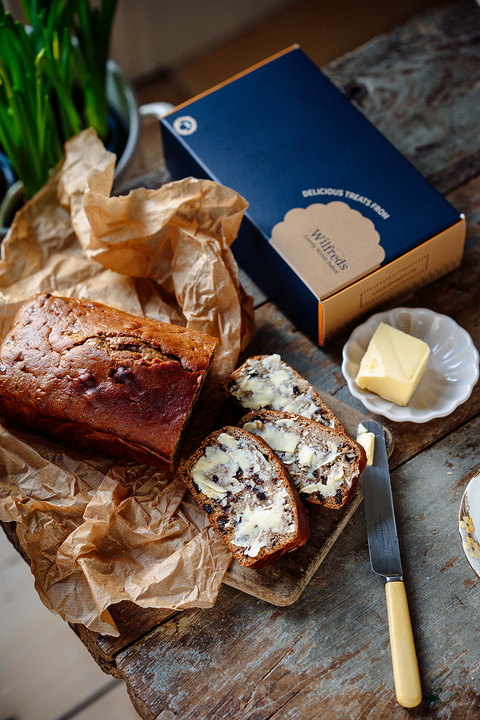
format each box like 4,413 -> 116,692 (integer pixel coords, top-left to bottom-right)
221,389 -> 393,606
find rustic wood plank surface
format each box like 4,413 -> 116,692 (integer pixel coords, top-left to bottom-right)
35,0 -> 480,685
116,416 -> 480,720
110,2 -> 480,717
324,0 -> 480,197
2,1 -> 480,717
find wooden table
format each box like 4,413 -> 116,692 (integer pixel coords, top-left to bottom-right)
4,1 -> 480,718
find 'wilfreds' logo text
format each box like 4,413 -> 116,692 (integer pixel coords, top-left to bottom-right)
305,228 -> 348,272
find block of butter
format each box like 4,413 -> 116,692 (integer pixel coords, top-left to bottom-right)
357,424 -> 375,465
355,322 -> 430,406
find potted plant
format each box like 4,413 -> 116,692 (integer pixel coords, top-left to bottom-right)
0,0 -> 140,231
0,150 -> 15,206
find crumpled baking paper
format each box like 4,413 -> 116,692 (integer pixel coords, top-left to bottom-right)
0,128 -> 254,635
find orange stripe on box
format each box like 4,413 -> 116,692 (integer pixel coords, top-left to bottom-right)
162,46 -> 299,116
318,302 -> 325,346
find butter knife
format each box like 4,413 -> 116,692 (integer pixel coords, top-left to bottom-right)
359,419 -> 422,708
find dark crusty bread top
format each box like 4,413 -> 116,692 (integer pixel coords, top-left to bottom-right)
179,426 -> 309,569
238,410 -> 367,509
0,294 -> 218,470
221,354 -> 343,432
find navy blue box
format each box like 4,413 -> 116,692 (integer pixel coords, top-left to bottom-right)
160,46 -> 466,344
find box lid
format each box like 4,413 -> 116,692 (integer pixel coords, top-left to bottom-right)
160,46 -> 461,299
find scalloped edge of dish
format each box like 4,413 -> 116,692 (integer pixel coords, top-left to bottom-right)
341,307 -> 479,423
459,471 -> 480,581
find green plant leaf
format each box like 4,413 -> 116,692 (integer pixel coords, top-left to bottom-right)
1,0 -> 119,199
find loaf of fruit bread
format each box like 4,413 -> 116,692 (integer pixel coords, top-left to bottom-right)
238,410 -> 367,509
179,426 -> 310,568
0,293 -> 218,470
221,353 -> 343,431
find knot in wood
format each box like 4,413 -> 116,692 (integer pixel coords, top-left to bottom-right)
344,80 -> 368,104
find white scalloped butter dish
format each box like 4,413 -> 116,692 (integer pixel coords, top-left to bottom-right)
341,307 -> 479,422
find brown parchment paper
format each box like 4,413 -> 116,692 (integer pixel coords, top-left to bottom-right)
0,128 -> 254,635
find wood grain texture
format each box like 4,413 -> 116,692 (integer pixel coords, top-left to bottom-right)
49,0 -> 480,683
112,3 -> 480,717
69,603 -> 179,676
324,0 -> 480,196
3,3 -> 480,718
116,416 -> 480,719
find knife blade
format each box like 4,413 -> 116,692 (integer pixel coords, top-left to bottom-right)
359,419 -> 422,708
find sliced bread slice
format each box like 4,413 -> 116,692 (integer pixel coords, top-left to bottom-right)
179,426 -> 309,568
239,410 -> 367,509
221,354 -> 343,431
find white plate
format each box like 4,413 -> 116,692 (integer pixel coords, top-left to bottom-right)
341,307 -> 479,422
459,471 -> 480,580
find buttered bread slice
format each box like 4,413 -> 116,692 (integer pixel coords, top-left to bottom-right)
221,354 -> 343,431
239,410 -> 367,509
179,426 -> 309,568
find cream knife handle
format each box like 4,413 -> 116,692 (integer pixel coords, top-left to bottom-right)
385,580 -> 422,708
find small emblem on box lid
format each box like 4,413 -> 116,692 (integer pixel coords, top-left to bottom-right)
173,116 -> 198,135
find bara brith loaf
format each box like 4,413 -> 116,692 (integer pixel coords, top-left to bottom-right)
179,426 -> 310,568
221,353 -> 343,432
238,409 -> 367,509
0,293 -> 218,470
